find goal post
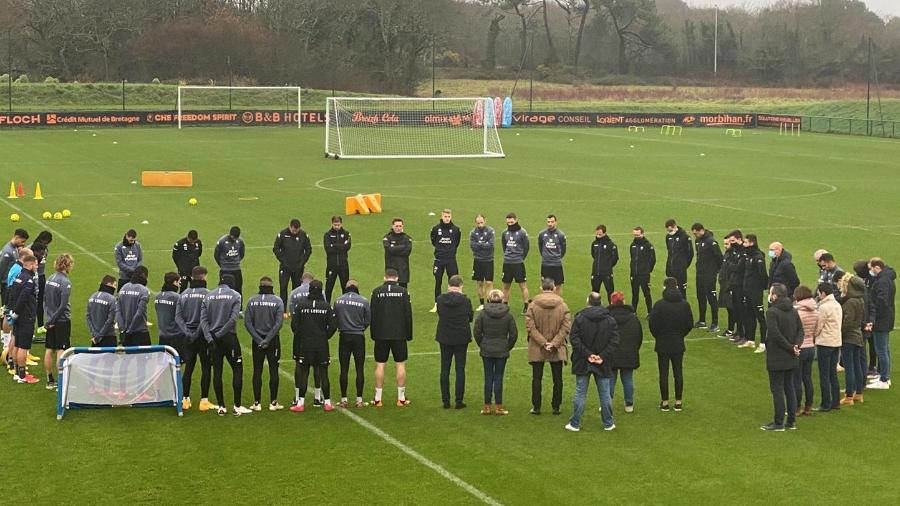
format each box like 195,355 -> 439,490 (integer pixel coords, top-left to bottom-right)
57,345 -> 184,420
325,97 -> 505,159
177,86 -> 302,129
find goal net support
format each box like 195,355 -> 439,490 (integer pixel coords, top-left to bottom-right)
177,86 -> 302,128
57,345 -> 183,420
325,97 -> 505,159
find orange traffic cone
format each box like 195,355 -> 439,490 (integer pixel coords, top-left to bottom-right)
16,182 -> 25,197
6,181 -> 16,199
33,182 -> 44,200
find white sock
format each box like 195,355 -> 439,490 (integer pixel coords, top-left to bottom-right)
314,388 -> 322,401
324,399 -> 332,406
341,397 -> 348,403
398,386 -> 406,401
375,388 -> 383,402
356,396 -> 363,404
298,397 -> 304,407
295,388 -> 301,402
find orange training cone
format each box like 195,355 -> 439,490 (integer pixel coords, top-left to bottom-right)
33,182 -> 44,200
16,182 -> 25,197
6,182 -> 16,199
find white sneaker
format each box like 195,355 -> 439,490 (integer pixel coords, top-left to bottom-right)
604,424 -> 617,431
564,423 -> 580,432
754,343 -> 767,353
868,380 -> 891,390
739,341 -> 756,349
476,304 -> 484,311
429,304 -> 437,313
836,365 -> 845,373
250,402 -> 262,412
233,405 -> 253,416
269,401 -> 284,411
217,407 -> 227,416
624,404 -> 634,413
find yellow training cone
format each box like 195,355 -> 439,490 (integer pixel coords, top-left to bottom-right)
6,181 -> 16,199
33,182 -> 44,200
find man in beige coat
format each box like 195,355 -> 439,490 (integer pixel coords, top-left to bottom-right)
814,283 -> 842,412
525,277 -> 571,415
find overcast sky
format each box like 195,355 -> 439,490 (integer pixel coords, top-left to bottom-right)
684,0 -> 899,18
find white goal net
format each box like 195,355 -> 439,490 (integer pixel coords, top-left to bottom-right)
177,86 -> 302,128
57,345 -> 183,419
325,97 -> 505,159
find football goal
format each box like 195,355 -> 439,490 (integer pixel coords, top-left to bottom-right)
325,97 -> 505,159
177,86 -> 302,128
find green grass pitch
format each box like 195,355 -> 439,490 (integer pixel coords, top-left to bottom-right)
2,125 -> 899,505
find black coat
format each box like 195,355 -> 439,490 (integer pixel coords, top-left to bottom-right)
172,237 -> 202,276
290,296 -> 336,353
370,282 -> 413,341
608,305 -> 643,370
665,227 -> 694,273
474,302 -> 518,358
742,246 -> 768,294
629,237 -> 656,277
764,296 -> 803,371
323,227 -> 351,268
383,231 -> 412,284
435,291 -> 473,345
768,250 -> 800,294
694,231 -> 723,281
569,305 -> 619,377
868,266 -> 897,332
591,235 -> 619,276
648,289 -> 693,354
273,228 -> 313,270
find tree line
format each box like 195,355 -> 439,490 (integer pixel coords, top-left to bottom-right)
1,0 -> 898,94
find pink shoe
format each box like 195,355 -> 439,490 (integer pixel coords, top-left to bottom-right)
323,403 -> 334,412
289,403 -> 305,413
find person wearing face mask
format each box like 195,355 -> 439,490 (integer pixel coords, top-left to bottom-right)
664,219 -> 693,299
114,229 -> 143,292
629,226 -> 656,314
725,231 -> 748,344
739,234 -> 769,351
767,242 -> 799,296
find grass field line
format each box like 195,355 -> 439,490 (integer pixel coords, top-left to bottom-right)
3,193 -> 503,506
273,368 -> 504,506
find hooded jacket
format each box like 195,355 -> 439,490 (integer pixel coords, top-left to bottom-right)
793,298 -> 818,349
176,280 -> 208,343
665,226 -> 694,273
0,241 -> 18,288
569,305 -> 619,377
273,227 -> 312,270
608,305 -> 643,370
742,245 -> 768,294
768,249 -> 800,294
114,237 -> 143,280
629,236 -> 656,277
435,290 -> 473,345
765,296 -> 803,372
334,290 -> 370,335
154,284 -> 181,339
501,223 -> 529,264
370,281 -> 413,341
200,283 -> 241,342
868,266 -> 896,332
291,289 -> 337,353
814,294 -> 842,348
430,221 -> 461,262
116,281 -> 149,334
525,291 -> 571,363
648,288 -> 693,354
86,285 -> 117,338
841,276 -> 866,347
591,235 -> 618,277
469,226 -> 495,263
9,267 -> 38,322
172,237 -> 202,276
214,235 -> 245,271
694,231 -> 723,280
474,302 -> 517,358
44,271 -> 72,324
538,227 -> 566,267
245,286 -> 284,348
324,227 -> 351,268
383,231 -> 412,284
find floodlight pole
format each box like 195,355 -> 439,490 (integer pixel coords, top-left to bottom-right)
866,36 -> 872,135
713,6 -> 718,75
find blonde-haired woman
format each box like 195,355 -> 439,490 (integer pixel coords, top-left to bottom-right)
474,289 -> 518,415
43,254 -> 74,389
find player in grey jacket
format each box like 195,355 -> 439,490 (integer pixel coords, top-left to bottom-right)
175,266 -> 213,411
214,226 -> 246,301
244,276 -> 285,411
42,253 -> 73,387
0,229 -> 28,306
538,214 -> 567,295
116,266 -> 150,346
334,280 -> 371,407
87,275 -> 118,347
114,230 -> 143,292
201,273 -> 249,416
469,215 -> 495,310
154,272 -> 182,355
501,213 -> 531,315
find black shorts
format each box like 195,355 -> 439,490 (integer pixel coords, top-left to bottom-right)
472,260 -> 494,282
541,265 -> 565,285
123,331 -> 151,347
374,340 -> 408,363
45,320 -> 72,350
93,336 -> 117,347
159,335 -> 183,351
294,348 -> 330,366
13,321 -> 35,350
433,259 -> 459,277
502,263 -> 526,284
